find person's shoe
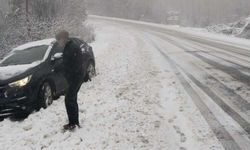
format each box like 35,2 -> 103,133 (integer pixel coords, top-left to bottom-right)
76,124 -> 81,128
63,124 -> 77,131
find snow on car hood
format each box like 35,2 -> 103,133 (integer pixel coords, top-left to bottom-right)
0,62 -> 40,80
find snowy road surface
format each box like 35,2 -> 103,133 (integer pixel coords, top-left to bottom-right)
1,16 -> 250,150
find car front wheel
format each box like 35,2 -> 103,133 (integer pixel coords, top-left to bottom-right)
38,82 -> 53,109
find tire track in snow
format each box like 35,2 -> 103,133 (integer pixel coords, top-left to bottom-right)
151,31 -> 250,88
150,32 -> 250,134
184,40 -> 250,66
150,31 -> 250,100
152,31 -> 250,98
151,31 -> 250,92
145,35 -> 241,150
199,52 -> 250,73
179,40 -> 250,73
158,29 -> 250,58
149,30 -> 250,71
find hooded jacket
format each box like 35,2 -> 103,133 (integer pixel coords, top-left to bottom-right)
62,39 -> 84,79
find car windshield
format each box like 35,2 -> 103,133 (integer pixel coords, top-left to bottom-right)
0,45 -> 49,66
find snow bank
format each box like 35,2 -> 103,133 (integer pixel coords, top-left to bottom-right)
206,16 -> 250,39
239,17 -> 250,39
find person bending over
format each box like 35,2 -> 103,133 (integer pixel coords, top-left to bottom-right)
56,30 -> 84,131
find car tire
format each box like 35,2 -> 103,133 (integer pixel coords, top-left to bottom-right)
38,82 -> 53,109
84,61 -> 96,82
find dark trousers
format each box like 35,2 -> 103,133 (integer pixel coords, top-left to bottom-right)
65,75 -> 83,125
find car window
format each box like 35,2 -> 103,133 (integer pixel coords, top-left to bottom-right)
0,45 -> 49,66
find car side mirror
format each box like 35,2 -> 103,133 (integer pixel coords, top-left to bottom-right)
51,53 -> 63,61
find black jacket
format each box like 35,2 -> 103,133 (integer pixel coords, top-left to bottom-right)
62,40 -> 83,79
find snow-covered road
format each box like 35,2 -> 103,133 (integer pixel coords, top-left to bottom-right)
1,16 -> 250,150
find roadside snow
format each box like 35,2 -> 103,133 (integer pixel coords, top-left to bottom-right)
206,16 -> 250,39
0,20 -> 223,150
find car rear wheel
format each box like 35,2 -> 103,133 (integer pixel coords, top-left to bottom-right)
39,82 -> 53,109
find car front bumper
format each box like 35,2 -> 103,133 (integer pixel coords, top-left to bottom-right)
0,96 -> 32,118
0,85 -> 36,119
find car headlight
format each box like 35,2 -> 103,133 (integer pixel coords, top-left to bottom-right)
9,75 -> 32,88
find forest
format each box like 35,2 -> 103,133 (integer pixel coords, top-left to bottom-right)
0,0 -> 93,58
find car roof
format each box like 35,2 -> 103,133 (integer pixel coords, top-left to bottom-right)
13,38 -> 56,51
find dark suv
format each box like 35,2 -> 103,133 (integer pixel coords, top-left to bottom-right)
0,38 -> 95,119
